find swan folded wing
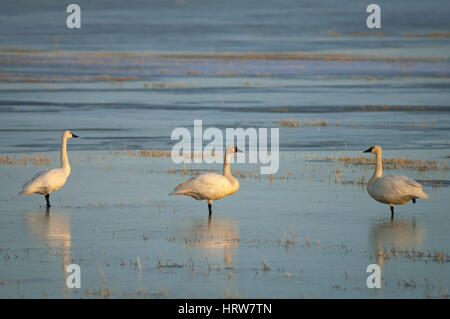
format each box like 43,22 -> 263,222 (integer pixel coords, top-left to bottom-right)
20,170 -> 49,194
171,173 -> 233,200
20,168 -> 67,195
387,175 -> 423,189
375,175 -> 426,202
171,176 -> 197,193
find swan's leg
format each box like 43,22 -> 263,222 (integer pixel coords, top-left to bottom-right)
45,194 -> 51,208
208,200 -> 213,216
390,205 -> 394,220
412,198 -> 416,204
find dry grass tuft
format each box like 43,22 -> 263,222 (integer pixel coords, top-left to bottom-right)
319,155 -> 449,171
277,118 -> 329,127
0,154 -> 53,167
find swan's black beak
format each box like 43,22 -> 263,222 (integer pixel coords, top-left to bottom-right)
236,148 -> 243,153
71,133 -> 79,138
363,147 -> 372,153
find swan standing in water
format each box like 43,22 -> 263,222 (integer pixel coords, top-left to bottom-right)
20,130 -> 78,208
170,145 -> 242,216
363,145 -> 429,218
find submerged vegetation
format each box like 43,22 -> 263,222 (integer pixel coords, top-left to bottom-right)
313,154 -> 449,171
276,118 -> 330,127
0,154 -> 53,167
2,149 -> 447,190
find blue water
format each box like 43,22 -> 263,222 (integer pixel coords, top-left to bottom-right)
0,1 -> 449,154
0,0 -> 449,299
1,0 -> 450,55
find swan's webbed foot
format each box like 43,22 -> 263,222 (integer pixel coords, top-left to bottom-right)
45,194 -> 51,208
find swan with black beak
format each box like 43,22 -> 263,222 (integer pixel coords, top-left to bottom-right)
170,145 -> 242,216
20,130 -> 79,208
363,145 -> 429,219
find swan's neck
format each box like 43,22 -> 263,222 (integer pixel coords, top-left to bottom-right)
223,151 -> 233,178
61,136 -> 71,176
371,151 -> 383,181
223,150 -> 239,191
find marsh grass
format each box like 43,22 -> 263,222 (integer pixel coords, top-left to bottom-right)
112,149 -> 224,162
150,81 -> 188,88
404,32 -> 450,38
262,259 -> 271,271
157,258 -> 192,269
100,148 -> 448,189
276,118 -> 330,127
314,155 -> 449,171
0,154 -> 53,167
1,49 -> 442,62
380,247 -> 449,264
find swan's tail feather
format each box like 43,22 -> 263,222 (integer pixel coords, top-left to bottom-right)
170,177 -> 196,196
417,191 -> 430,199
169,188 -> 186,195
19,186 -> 30,195
19,183 -> 33,195
19,188 -> 32,195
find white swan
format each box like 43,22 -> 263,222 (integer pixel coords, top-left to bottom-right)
363,145 -> 429,218
20,130 -> 78,208
170,145 -> 242,215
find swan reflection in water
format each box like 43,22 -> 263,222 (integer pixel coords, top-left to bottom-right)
369,218 -> 425,281
178,216 -> 239,263
177,216 -> 240,297
26,208 -> 72,296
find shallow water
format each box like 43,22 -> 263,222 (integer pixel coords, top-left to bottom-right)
0,150 -> 448,298
0,0 -> 449,299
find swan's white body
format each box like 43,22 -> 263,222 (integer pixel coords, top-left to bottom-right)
20,130 -> 78,206
364,145 -> 429,216
21,168 -> 69,196
367,174 -> 428,206
170,145 -> 241,215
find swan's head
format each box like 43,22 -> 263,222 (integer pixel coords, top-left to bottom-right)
62,130 -> 79,139
364,145 -> 381,155
226,145 -> 243,154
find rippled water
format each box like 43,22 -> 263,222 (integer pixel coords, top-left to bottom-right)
1,73 -> 449,153
0,150 -> 449,298
1,1 -> 449,153
2,0 -> 450,56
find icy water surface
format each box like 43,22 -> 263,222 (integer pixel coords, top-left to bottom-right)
1,0 -> 450,56
0,0 -> 449,299
0,149 -> 449,298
